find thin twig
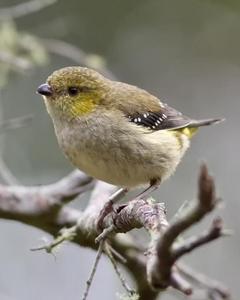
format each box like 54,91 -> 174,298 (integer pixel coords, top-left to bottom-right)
30,226 -> 77,253
178,264 -> 230,299
105,243 -> 136,295
81,240 -> 104,300
95,224 -> 115,243
170,271 -> 193,295
173,217 -> 226,260
106,244 -> 127,264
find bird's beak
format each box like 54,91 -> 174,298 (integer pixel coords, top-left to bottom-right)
37,83 -> 53,97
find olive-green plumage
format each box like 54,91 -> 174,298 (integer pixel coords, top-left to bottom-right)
37,66 -> 222,188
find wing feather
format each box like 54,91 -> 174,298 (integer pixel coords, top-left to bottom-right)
127,103 -> 191,131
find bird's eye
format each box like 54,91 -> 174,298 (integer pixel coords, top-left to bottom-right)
68,87 -> 79,96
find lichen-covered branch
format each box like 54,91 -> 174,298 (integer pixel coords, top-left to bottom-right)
0,170 -> 93,224
0,163 -> 230,300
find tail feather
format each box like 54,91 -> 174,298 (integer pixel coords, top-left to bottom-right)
188,118 -> 225,128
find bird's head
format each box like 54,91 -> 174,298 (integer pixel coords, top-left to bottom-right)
37,66 -> 108,121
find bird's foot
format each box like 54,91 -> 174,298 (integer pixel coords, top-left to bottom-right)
96,200 -> 114,233
96,187 -> 128,232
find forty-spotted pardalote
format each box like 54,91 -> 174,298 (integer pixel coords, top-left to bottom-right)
37,66 -> 223,197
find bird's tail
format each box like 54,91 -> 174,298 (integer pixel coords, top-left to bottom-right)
188,118 -> 225,128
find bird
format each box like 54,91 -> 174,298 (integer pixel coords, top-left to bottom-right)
37,66 -> 222,198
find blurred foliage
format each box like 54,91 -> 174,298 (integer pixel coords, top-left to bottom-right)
0,19 -> 48,88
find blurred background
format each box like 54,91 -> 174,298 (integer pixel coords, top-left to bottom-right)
0,0 -> 239,299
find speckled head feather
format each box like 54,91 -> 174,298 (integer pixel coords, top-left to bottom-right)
47,66 -> 106,93
42,66 -> 110,120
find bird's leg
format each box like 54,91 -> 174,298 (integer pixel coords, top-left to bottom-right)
135,178 -> 161,200
96,187 -> 129,232
96,179 -> 160,233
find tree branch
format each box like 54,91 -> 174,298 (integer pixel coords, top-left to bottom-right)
0,163 -> 230,300
145,164 -> 225,293
0,170 -> 93,220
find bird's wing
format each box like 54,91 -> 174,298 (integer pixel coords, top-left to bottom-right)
127,103 -> 192,131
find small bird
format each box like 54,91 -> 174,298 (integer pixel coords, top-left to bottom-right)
37,66 -> 222,196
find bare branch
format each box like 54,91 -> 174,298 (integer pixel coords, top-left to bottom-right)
41,170 -> 94,205
0,163 -> 230,300
145,164 -> 224,294
105,243 -> 136,295
178,264 -> 230,299
160,163 -> 218,250
173,217 -> 227,260
170,271 -> 193,295
0,170 -> 93,219
30,226 -> 77,252
81,240 -> 104,300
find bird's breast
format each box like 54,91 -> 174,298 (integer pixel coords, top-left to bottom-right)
54,112 -> 190,187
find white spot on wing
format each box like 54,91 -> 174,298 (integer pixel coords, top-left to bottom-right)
162,114 -> 166,119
